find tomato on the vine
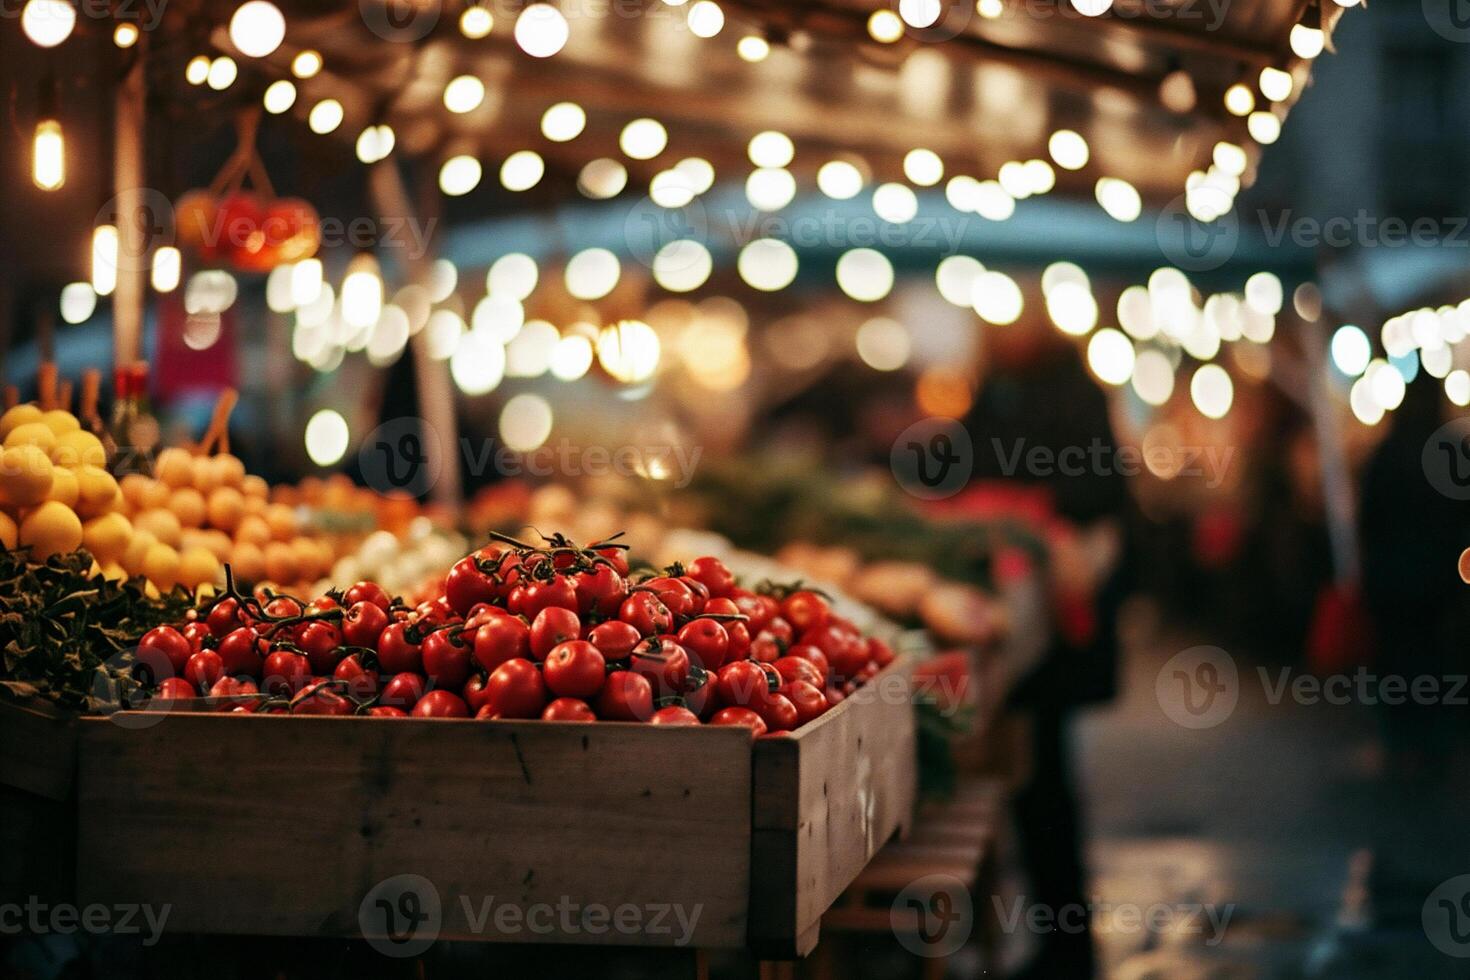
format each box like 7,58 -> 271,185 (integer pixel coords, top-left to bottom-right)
292,681 -> 354,715
629,637 -> 691,697
344,581 -> 391,611
619,592 -> 673,637
543,641 -> 607,700
155,677 -> 197,700
379,672 -> 426,710
422,628 -> 473,691
710,706 -> 767,737
780,680 -> 828,726
376,622 -> 423,675
342,600 -> 389,649
206,597 -> 246,637
183,650 -> 224,692
296,621 -> 344,675
676,618 -> 730,672
444,556 -> 498,617
686,556 -> 735,599
596,670 -> 653,722
774,655 -> 825,689
333,653 -> 380,700
716,660 -> 776,707
541,697 -> 597,722
780,591 -> 830,634
587,620 -> 641,661
516,576 -> 578,619
650,705 -> 701,726
472,615 -> 531,672
530,606 -> 581,661
411,690 -> 470,718
756,692 -> 799,732
217,627 -> 266,677
182,621 -> 214,655
366,705 -> 407,718
137,626 -> 190,680
642,577 -> 697,619
261,649 -> 310,695
481,658 -> 547,719
573,564 -> 626,618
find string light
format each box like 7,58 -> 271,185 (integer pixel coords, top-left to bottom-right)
151,247 -> 181,293
687,1 -> 724,37
1095,177 -> 1141,222
1259,66 -> 1293,102
308,99 -> 344,134
59,283 -> 95,324
867,10 -> 904,42
206,57 -> 238,91
1047,130 -> 1089,170
737,35 -> 769,61
1248,111 -> 1282,144
1289,22 -> 1324,59
460,5 -> 493,37
229,1 -> 286,58
903,148 -> 944,186
21,0 -> 75,48
817,160 -> 864,200
515,4 -> 569,57
541,102 -> 586,141
292,50 -> 322,78
500,150 -> 545,191
443,75 -> 485,114
620,118 -> 668,159
748,131 -> 794,168
439,155 -> 482,195
92,225 -> 119,297
263,79 -> 296,113
1223,83 -> 1255,116
113,23 -> 139,47
185,56 -> 211,85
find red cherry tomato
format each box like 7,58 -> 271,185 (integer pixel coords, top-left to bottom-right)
333,653 -> 380,700
366,705 -> 408,718
376,622 -> 423,675
181,620 -> 213,654
155,677 -> 197,700
596,670 -> 653,721
342,600 -> 389,649
619,592 -> 673,637
676,618 -> 730,672
596,547 -> 631,577
217,627 -> 265,677
642,577 -> 697,619
787,643 -> 831,680
530,606 -> 581,661
471,615 -> 531,671
587,620 -> 641,662
291,680 -> 354,716
757,692 -> 799,732
411,690 -> 470,718
444,556 -> 498,617
866,636 -> 896,668
482,658 -> 548,719
824,685 -> 845,707
136,626 -> 191,681
206,597 -> 247,638
264,596 -> 303,620
810,624 -> 867,680
573,564 -> 626,617
209,675 -> 258,701
543,641 -> 607,700
716,660 -> 776,707
629,637 -> 691,697
541,697 -> 597,722
261,649 -> 310,695
380,672 -> 427,711
774,655 -> 824,689
422,628 -> 473,691
183,650 -> 224,692
344,581 -> 392,611
686,556 -> 735,599
710,706 -> 767,737
780,591 -> 830,634
296,620 -> 344,675
780,680 -> 829,726
650,705 -> 701,726
518,576 -> 578,619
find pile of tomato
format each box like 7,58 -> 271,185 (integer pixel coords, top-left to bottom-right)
132,534 -> 896,737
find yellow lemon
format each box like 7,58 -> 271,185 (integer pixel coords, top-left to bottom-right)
206,486 -> 245,532
142,542 -> 181,591
133,508 -> 182,548
154,447 -> 195,489
264,503 -> 296,541
82,512 -> 132,563
138,477 -> 170,510
212,454 -> 246,488
0,445 -> 54,508
0,404 -> 43,442
191,454 -> 222,494
229,540 -> 265,583
177,546 -> 220,591
119,473 -> 151,511
40,410 -> 80,437
241,474 -> 268,500
169,487 -> 207,528
4,422 -> 57,454
46,465 -> 78,508
235,514 -> 271,548
121,529 -> 157,576
0,510 -> 16,549
51,430 -> 106,469
19,501 -> 83,560
73,466 -> 120,519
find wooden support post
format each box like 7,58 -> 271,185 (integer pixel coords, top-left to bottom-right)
366,161 -> 463,509
113,40 -> 147,369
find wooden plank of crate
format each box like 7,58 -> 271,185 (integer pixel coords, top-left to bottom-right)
0,698 -> 76,800
78,715 -> 753,947
749,656 -> 917,957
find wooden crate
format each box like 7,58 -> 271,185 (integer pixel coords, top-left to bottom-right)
77,716 -> 753,948
748,656 -> 917,957
0,698 -> 78,905
75,657 -> 917,956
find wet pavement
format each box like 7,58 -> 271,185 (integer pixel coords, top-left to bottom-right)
1072,604 -> 1470,978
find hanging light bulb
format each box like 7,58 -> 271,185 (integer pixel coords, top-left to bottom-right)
229,1 -> 286,58
92,225 -> 119,297
1290,21 -> 1324,59
341,253 -> 384,329
21,0 -> 75,48
32,82 -> 64,191
151,247 -> 181,293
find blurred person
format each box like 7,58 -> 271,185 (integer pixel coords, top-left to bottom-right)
1358,375 -> 1470,777
963,312 -> 1134,979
